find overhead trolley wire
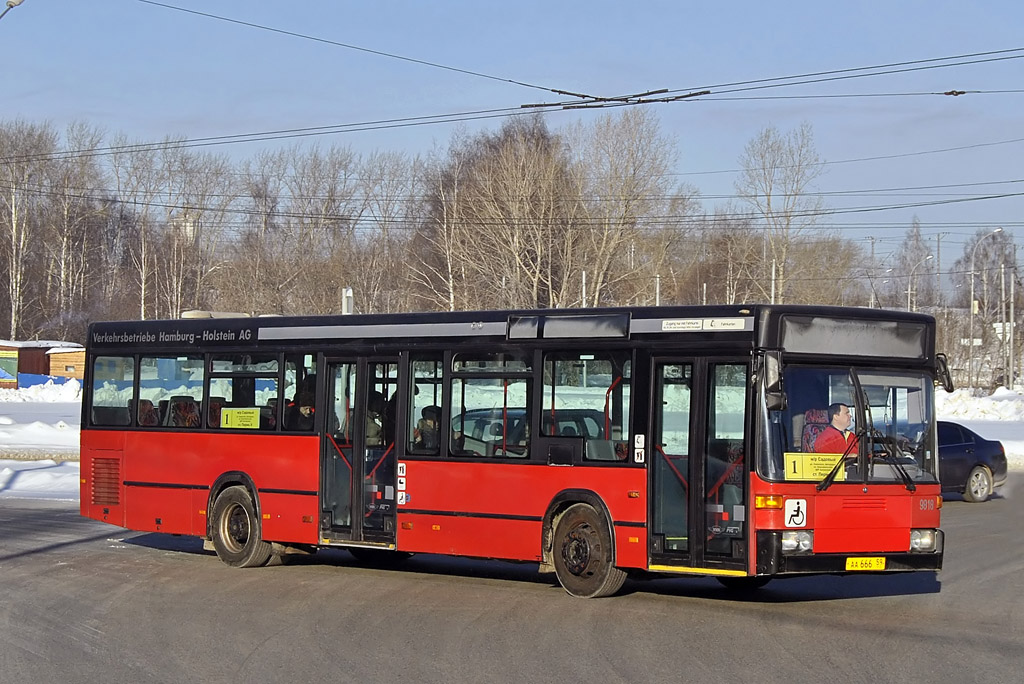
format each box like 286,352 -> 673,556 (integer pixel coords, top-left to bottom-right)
134,0 -> 571,97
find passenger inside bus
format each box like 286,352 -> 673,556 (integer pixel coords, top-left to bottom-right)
413,405 -> 440,450
284,391 -> 316,431
366,391 -> 385,446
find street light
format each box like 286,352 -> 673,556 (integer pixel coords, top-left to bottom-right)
0,0 -> 24,22
907,254 -> 933,311
969,228 -> 1004,389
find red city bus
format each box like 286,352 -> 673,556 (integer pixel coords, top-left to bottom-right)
80,305 -> 950,597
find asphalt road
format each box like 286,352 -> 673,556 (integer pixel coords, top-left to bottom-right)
1,478 -> 1021,684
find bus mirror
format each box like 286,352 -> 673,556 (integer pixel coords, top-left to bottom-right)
935,353 -> 955,393
764,350 -> 787,411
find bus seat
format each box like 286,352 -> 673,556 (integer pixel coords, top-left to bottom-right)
167,396 -> 200,428
137,399 -> 160,426
801,409 -> 830,452
207,397 -> 226,428
584,439 -> 617,461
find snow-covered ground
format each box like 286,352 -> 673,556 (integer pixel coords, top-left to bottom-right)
1,380 -> 1022,501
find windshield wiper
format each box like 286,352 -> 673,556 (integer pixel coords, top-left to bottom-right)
816,434 -> 860,492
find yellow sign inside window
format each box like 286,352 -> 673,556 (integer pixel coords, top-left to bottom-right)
221,408 -> 260,429
784,452 -> 845,481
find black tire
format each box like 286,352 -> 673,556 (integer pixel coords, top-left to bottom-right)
963,465 -> 993,503
717,576 -> 771,592
211,486 -> 273,567
552,503 -> 626,598
348,547 -> 412,566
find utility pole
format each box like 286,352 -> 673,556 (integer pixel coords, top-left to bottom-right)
935,232 -> 949,307
969,228 -> 1003,389
1011,260 -> 1017,388
1001,263 -> 1007,384
868,237 -> 877,308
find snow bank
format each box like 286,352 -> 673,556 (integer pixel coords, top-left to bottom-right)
0,378 -> 82,403
0,459 -> 80,501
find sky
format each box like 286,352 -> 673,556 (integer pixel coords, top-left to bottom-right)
3,1 -> 1024,270
0,379 -> 1021,501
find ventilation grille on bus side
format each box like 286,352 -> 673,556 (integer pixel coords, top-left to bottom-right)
91,457 -> 121,506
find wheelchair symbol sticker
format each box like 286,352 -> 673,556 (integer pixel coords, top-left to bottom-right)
784,499 -> 807,528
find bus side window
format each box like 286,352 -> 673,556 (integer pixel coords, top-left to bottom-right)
409,357 -> 443,455
542,352 -> 631,462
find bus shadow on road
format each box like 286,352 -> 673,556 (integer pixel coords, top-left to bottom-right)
121,532 -> 941,601
635,571 -> 941,602
122,532 -> 559,587
123,532 -> 212,556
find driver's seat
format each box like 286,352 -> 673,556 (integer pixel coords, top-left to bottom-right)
801,409 -> 830,452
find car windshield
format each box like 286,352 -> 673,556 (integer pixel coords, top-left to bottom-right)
759,365 -> 939,486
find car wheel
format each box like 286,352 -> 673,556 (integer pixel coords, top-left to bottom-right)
963,465 -> 993,503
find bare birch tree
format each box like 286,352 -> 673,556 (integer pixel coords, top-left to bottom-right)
41,122 -> 107,338
570,109 -> 690,306
109,136 -> 163,320
735,123 -> 824,304
409,145 -> 472,312
0,121 -> 58,338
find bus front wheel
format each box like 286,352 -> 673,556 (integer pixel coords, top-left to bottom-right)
552,503 -> 626,598
211,486 -> 273,568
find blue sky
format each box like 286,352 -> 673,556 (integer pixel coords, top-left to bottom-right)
4,1 -> 1023,269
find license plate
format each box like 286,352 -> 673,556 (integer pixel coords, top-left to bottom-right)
845,556 -> 886,571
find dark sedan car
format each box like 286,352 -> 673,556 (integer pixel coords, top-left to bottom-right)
937,420 -> 1008,502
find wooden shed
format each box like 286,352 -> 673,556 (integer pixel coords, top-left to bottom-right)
48,347 -> 86,381
0,340 -> 84,389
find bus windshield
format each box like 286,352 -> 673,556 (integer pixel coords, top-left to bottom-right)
761,365 -> 939,486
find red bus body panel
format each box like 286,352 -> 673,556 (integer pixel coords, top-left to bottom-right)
81,432 -> 648,565
81,431 -> 321,544
396,460 -> 648,567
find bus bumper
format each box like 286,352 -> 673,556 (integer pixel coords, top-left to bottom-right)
755,530 -> 944,575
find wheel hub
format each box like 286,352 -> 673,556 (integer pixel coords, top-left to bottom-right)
226,505 -> 249,549
562,525 -> 593,576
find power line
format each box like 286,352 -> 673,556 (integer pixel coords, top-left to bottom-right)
524,49 -> 1024,109
17,176 -> 1024,205
9,178 -> 1023,230
4,38 -> 1022,167
668,48 -> 1024,97
702,89 -> 1024,101
134,0 -> 566,96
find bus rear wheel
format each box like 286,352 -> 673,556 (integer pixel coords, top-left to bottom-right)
211,486 -> 273,568
552,503 -> 626,598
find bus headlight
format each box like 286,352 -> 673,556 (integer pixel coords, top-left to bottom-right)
781,530 -> 813,554
910,529 -> 937,552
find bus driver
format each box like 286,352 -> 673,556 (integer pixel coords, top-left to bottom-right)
813,402 -> 858,454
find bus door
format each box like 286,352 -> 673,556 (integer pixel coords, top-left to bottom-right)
322,358 -> 400,544
650,359 -> 749,571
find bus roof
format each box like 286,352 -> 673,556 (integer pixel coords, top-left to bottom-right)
86,304 -> 936,362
